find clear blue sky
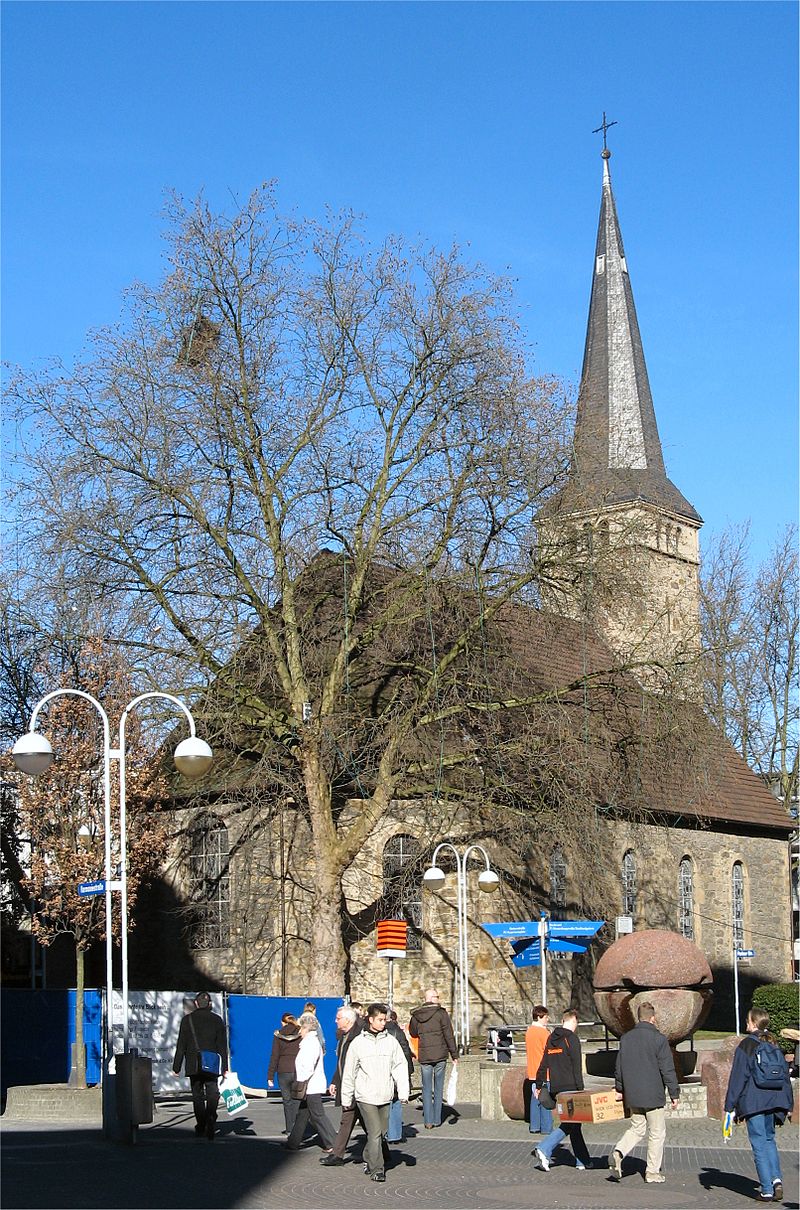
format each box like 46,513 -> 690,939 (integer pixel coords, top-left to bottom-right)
2,1 -> 797,567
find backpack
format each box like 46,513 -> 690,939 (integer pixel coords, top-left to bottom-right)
750,1039 -> 788,1090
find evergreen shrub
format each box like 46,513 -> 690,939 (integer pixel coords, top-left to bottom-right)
752,983 -> 799,1053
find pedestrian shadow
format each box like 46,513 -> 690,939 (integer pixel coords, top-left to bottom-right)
217,1115 -> 257,1137
699,1167 -> 760,1201
387,1151 -> 417,1170
441,1102 -> 461,1124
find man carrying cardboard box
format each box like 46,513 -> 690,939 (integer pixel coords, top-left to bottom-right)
533,1008 -> 593,1172
609,1002 -> 679,1185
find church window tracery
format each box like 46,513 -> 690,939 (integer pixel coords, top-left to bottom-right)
381,833 -> 423,951
678,856 -> 694,940
186,815 -> 230,950
550,846 -> 567,914
621,850 -> 636,918
732,862 -> 745,948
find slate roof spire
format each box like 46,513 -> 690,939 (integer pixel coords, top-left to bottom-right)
545,146 -> 701,524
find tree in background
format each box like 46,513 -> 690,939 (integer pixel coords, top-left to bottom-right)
702,523 -> 798,813
7,187 -> 701,994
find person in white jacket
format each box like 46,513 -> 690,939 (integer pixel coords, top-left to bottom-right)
283,1012 -> 337,1152
340,1002 -> 410,1183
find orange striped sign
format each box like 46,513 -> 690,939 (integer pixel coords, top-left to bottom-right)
377,919 -> 407,957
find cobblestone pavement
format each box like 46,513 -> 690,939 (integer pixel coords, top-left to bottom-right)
3,1096 -> 798,1210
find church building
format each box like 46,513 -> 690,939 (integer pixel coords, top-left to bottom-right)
134,147 -> 793,1033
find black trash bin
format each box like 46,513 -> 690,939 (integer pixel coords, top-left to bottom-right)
115,1051 -> 154,1126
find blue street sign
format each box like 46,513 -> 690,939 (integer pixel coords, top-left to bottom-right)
481,921 -> 543,940
512,937 -> 537,954
548,939 -> 587,954
548,920 -> 604,938
735,948 -> 755,959
512,942 -> 541,967
78,880 -> 105,897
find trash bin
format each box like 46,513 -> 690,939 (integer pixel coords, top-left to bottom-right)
115,1051 -> 154,1125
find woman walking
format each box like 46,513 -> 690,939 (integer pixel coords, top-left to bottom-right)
724,1007 -> 793,1203
283,1012 -> 337,1152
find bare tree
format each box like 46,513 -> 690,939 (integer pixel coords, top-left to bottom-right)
7,187 -> 696,993
701,523 -> 798,812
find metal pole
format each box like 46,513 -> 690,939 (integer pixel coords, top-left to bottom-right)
117,692 -> 200,1054
29,690 -> 115,1135
733,943 -> 740,1033
457,851 -> 467,1051
539,913 -> 548,1007
388,957 -> 394,1011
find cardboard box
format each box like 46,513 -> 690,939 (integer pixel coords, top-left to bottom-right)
555,1088 -> 626,1124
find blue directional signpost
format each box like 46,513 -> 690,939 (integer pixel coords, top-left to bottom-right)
482,916 -> 605,1002
78,879 -> 122,897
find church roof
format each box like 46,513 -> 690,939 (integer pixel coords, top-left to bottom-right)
542,152 -> 702,525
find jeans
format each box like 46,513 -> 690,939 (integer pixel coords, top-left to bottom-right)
615,1105 -> 667,1175
276,1071 -> 299,1134
357,1101 -> 390,1175
386,1097 -> 404,1141
329,1102 -> 362,1159
529,1085 -> 554,1134
746,1113 -> 782,1195
421,1060 -> 447,1126
537,1122 -> 591,1168
189,1073 -> 220,1133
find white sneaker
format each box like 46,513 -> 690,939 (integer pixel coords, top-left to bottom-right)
609,1149 -> 623,1181
535,1148 -> 550,1172
645,1172 -> 666,1184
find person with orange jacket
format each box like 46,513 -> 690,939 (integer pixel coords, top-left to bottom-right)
525,1005 -> 552,1134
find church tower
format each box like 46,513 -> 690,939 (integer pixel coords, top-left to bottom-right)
539,141 -> 703,683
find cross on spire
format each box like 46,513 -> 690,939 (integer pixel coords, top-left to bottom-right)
593,111 -> 618,157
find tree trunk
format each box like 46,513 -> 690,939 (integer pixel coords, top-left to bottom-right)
308,869 -> 348,996
75,944 -> 87,1089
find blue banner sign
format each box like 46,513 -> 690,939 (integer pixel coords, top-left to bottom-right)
481,921 -> 543,939
512,942 -> 541,967
548,920 -> 604,938
548,939 -> 587,953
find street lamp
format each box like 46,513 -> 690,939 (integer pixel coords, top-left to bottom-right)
422,841 -> 500,1052
12,688 -> 212,1131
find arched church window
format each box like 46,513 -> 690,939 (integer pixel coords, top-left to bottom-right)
673,526 -> 682,554
186,815 -> 230,950
579,523 -> 594,555
732,862 -> 745,948
382,833 -> 423,952
550,846 -> 567,914
678,856 -> 694,940
598,520 -> 610,548
621,850 -> 636,918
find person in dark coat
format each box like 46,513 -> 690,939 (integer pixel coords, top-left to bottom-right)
409,989 -> 458,1128
725,1007 -> 794,1203
609,1001 -> 679,1184
267,1012 -> 302,1134
172,992 -> 228,1140
534,1008 -> 592,1171
319,1004 -> 366,1166
385,1010 -> 414,1142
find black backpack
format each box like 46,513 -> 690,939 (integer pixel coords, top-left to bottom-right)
750,1039 -> 788,1090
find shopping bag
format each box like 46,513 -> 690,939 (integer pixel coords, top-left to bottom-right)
445,1065 -> 458,1105
218,1070 -> 248,1116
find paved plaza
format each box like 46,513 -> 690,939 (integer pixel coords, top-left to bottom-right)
2,1093 -> 798,1210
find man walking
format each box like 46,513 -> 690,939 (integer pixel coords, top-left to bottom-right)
340,1002 -> 409,1183
172,992 -> 228,1141
409,989 -> 458,1128
319,1003 -> 364,1166
534,1008 -> 592,1171
609,1001 -> 679,1184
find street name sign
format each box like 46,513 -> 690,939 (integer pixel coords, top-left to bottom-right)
735,948 -> 755,959
78,880 -> 105,897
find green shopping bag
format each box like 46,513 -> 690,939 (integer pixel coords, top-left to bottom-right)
218,1070 -> 248,1116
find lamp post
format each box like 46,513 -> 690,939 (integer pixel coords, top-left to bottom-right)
12,688 -> 212,1131
422,841 -> 500,1052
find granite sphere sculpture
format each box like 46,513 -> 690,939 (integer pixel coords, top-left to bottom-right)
593,929 -> 713,1043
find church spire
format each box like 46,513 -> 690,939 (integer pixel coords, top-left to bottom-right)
547,144 -> 701,524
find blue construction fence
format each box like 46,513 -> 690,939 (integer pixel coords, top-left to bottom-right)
1,990 -> 341,1097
